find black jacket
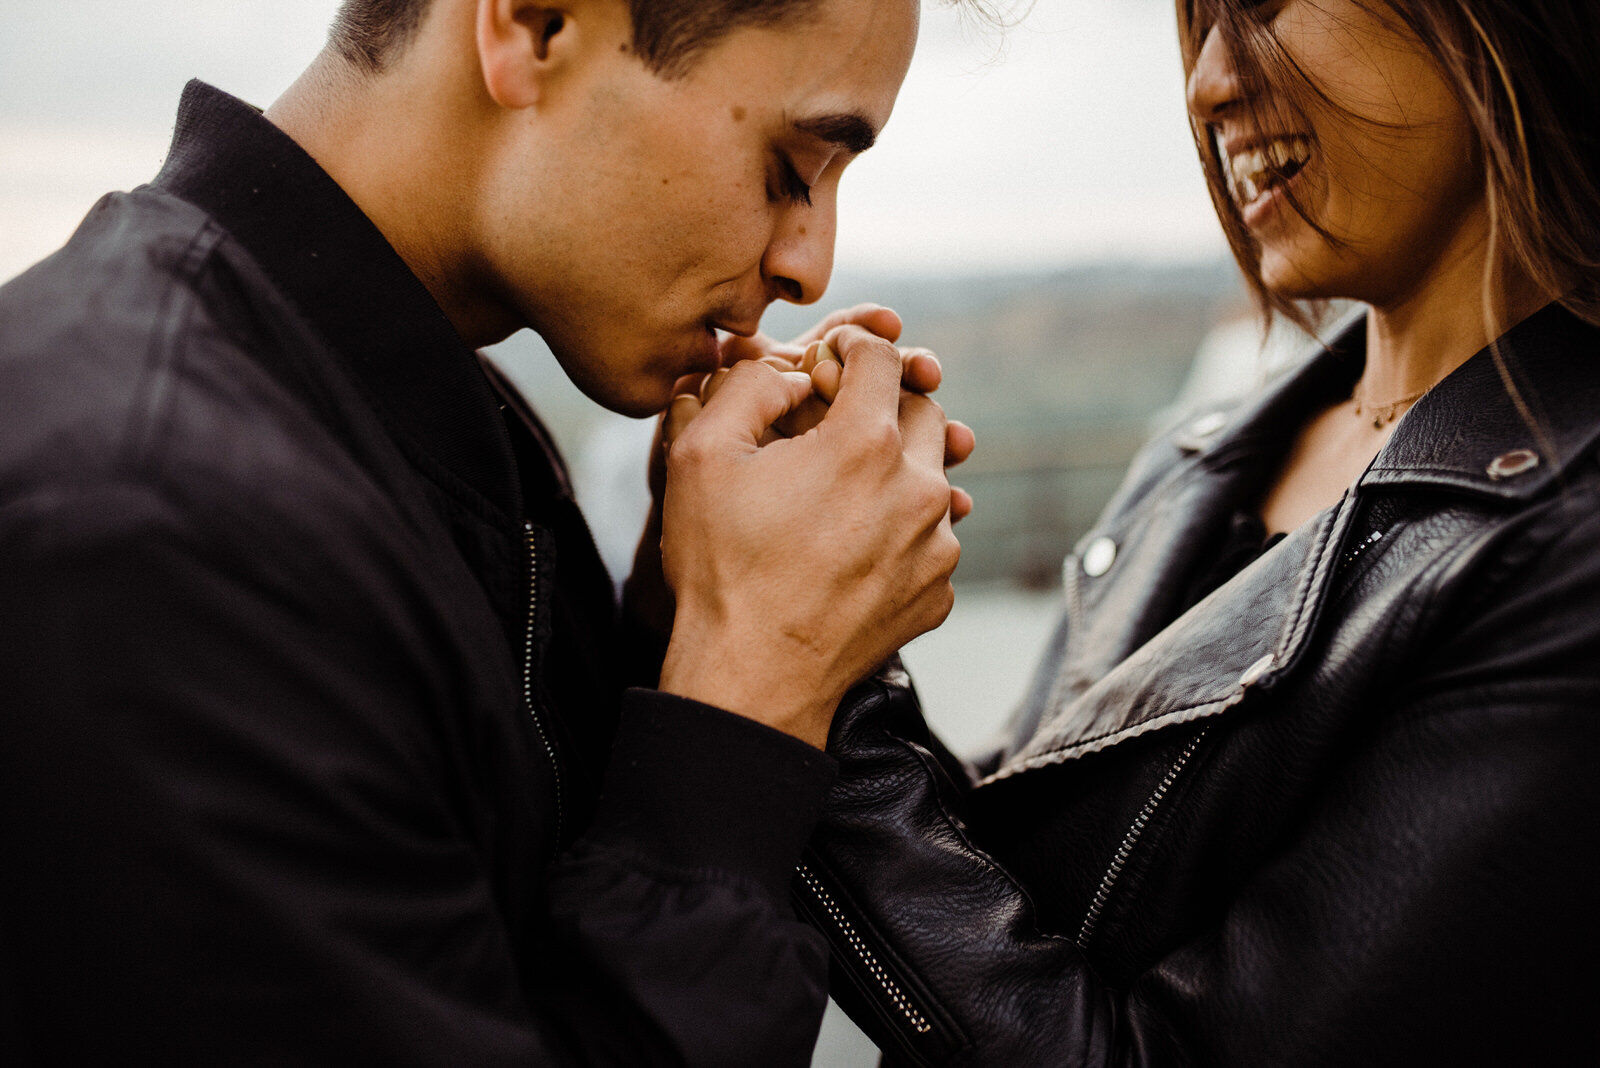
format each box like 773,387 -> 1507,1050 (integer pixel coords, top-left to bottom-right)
797,307 -> 1600,1065
0,81 -> 836,1066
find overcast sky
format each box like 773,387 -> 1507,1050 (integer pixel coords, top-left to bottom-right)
0,0 -> 1227,285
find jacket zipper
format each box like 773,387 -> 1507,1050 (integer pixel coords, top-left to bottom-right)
1341,528 -> 1385,568
1077,725 -> 1209,948
796,862 -> 948,1064
523,521 -> 564,850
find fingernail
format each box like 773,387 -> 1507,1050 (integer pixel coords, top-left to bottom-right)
699,368 -> 729,403
667,393 -> 701,423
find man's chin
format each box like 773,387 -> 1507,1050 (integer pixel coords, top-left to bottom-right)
588,379 -> 679,420
613,397 -> 673,420
545,353 -> 674,419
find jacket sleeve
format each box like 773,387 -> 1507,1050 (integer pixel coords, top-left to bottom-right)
545,691 -> 836,1066
796,509 -> 1600,1067
0,479 -> 832,1067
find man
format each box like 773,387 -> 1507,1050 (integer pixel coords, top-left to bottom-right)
0,0 -> 965,1062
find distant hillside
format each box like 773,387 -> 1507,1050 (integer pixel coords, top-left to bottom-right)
491,260 -> 1256,586
764,261 -> 1247,427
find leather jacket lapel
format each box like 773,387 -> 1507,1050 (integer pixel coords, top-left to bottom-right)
990,490 -> 1358,780
989,324 -> 1368,779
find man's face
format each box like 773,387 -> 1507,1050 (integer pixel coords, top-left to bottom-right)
478,0 -> 919,417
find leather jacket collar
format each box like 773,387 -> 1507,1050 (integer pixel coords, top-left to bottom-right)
1177,303 -> 1600,499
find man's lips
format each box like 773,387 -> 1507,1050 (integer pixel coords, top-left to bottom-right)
687,323 -> 722,373
688,315 -> 764,373
711,314 -> 762,339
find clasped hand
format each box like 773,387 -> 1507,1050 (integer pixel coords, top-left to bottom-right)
640,305 -> 974,748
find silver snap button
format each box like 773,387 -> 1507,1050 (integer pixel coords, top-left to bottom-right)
1082,536 -> 1117,577
1240,654 -> 1275,688
1486,449 -> 1540,480
1189,411 -> 1228,438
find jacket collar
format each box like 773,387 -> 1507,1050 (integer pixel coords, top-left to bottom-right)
1178,303 -> 1600,501
1170,319 -> 1362,466
150,80 -> 522,523
1364,303 -> 1600,501
986,302 -> 1600,781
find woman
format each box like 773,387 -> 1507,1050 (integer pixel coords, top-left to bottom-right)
796,1 -> 1600,1063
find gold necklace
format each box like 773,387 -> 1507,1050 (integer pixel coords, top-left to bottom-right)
1350,383 -> 1430,429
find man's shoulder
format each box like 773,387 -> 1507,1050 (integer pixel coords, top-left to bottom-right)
0,188 -> 402,552
2,186 -> 219,324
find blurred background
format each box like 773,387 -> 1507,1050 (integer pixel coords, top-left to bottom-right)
1,1 -> 1296,1061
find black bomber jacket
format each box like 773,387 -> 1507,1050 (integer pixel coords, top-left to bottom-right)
0,81 -> 837,1065
798,306 -> 1600,1066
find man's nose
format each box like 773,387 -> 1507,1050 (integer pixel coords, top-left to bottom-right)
1186,26 -> 1243,125
763,198 -> 835,306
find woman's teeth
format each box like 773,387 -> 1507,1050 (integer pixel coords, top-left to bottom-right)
1229,136 -> 1311,204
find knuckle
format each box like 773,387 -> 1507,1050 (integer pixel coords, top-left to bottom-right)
938,529 -> 962,574
665,430 -> 711,471
852,417 -> 901,458
913,580 -> 956,634
900,392 -> 945,420
917,469 -> 952,513
834,324 -> 895,360
725,359 -> 770,384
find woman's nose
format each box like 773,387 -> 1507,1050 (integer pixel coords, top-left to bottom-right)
1187,26 -> 1244,125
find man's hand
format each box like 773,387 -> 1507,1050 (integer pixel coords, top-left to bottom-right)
715,304 -> 947,441
693,304 -> 975,513
657,326 -> 962,748
624,305 -> 972,639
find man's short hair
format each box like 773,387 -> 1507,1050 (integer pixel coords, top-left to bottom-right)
330,0 -> 816,78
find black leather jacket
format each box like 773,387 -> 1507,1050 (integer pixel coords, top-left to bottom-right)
0,82 -> 835,1065
796,306 -> 1600,1066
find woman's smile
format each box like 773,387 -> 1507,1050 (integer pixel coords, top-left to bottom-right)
1222,133 -> 1313,229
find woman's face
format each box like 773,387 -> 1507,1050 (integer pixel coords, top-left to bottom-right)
1187,0 -> 1484,307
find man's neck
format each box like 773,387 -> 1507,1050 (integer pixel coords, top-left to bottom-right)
265,51 -> 520,348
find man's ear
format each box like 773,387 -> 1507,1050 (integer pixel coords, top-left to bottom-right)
476,0 -> 580,108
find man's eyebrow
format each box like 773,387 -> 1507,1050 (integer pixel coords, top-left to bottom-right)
794,113 -> 878,154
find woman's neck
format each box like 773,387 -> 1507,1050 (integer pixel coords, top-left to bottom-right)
1361,218 -> 1553,405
